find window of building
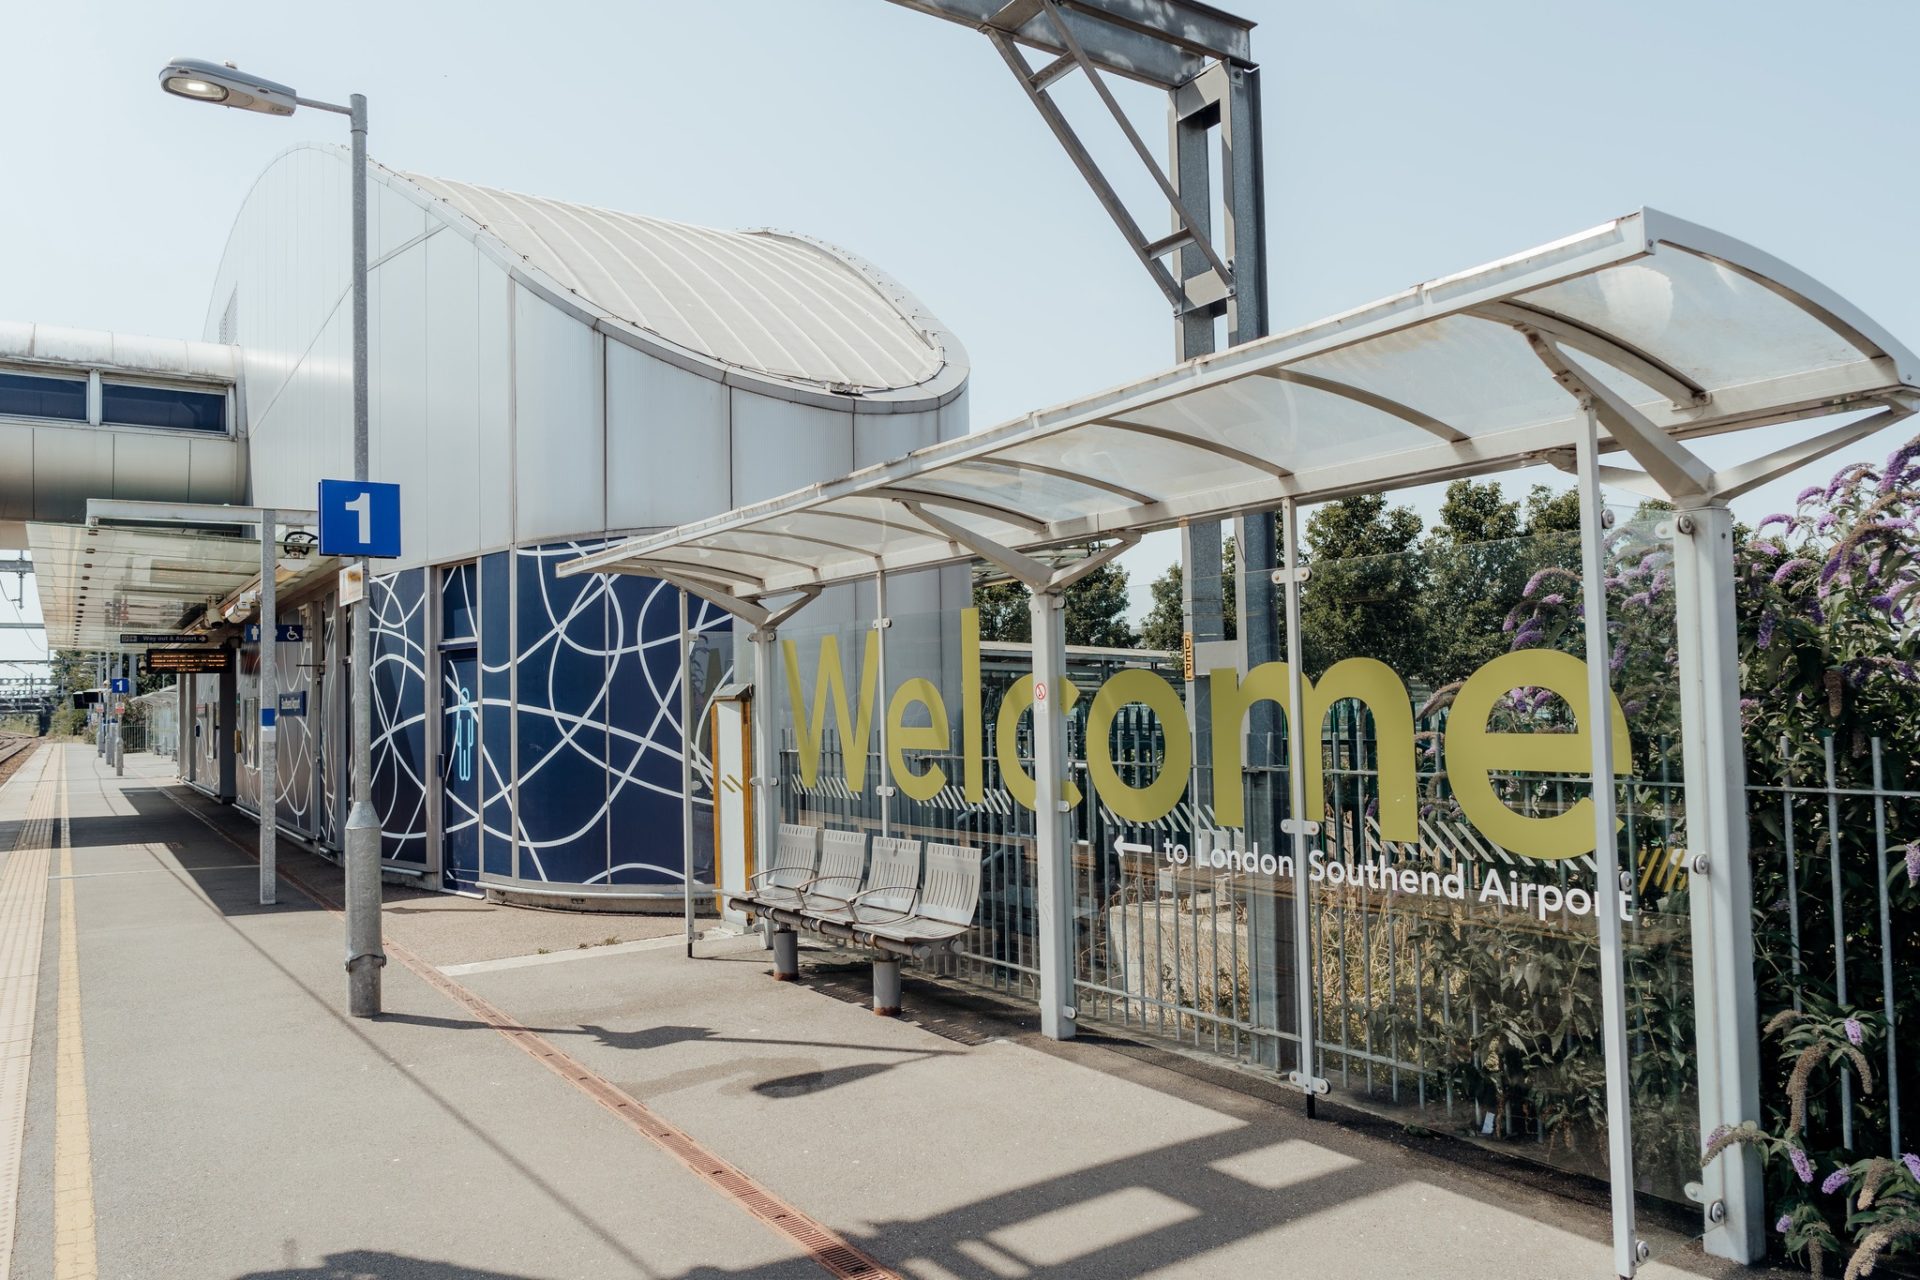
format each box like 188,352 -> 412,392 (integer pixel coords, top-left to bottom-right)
0,371 -> 87,422
101,381 -> 227,433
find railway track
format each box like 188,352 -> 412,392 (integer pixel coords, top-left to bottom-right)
0,733 -> 39,787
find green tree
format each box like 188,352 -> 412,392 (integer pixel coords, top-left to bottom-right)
1138,538 -> 1238,651
1299,494 -> 1428,677
972,544 -> 1137,648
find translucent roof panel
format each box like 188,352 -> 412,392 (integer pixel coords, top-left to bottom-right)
27,522 -> 264,650
562,208 -> 1920,601
404,173 -> 949,394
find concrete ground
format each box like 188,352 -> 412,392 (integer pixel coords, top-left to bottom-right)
0,744 -> 1783,1280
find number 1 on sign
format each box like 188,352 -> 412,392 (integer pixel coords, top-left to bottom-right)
343,491 -> 371,544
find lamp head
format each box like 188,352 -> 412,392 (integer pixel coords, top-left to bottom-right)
158,58 -> 297,116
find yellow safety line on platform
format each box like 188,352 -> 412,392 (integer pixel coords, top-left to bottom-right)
0,750 -> 55,1280
52,754 -> 96,1280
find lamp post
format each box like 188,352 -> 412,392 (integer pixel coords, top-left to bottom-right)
160,58 -> 383,1016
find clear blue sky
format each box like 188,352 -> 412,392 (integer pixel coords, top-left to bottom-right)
4,0 -> 1918,667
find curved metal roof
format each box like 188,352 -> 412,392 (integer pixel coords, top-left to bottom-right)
563,208 -> 1919,600
395,170 -> 959,400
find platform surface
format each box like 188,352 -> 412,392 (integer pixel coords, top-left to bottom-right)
0,744 -> 1774,1280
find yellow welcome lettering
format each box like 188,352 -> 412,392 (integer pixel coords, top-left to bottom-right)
781,630 -> 880,791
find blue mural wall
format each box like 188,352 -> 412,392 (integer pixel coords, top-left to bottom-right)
361,540 -> 728,893
478,551 -> 514,880
371,568 -> 429,866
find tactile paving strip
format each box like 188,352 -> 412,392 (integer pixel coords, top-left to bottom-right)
0,751 -> 56,1280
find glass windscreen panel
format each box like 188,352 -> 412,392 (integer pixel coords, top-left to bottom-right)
101,381 -> 227,432
1272,499 -> 1698,1237
0,371 -> 86,421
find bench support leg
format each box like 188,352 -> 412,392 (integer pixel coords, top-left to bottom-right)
771,928 -> 799,982
871,958 -> 901,1016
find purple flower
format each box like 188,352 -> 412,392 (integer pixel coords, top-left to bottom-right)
1905,842 -> 1919,887
1817,512 -> 1839,533
1757,613 -> 1777,650
1822,1167 -> 1851,1195
1776,1213 -> 1793,1234
1871,594 -> 1895,611
1791,1147 -> 1814,1183
1903,1152 -> 1920,1182
1751,540 -> 1782,557
1845,1017 -> 1864,1046
1797,485 -> 1823,505
1757,513 -> 1794,533
1772,559 -> 1813,587
1501,615 -> 1516,634
1523,568 -> 1554,596
1703,1124 -> 1731,1152
1881,441 -> 1919,491
1610,639 -> 1628,673
1540,592 -> 1566,606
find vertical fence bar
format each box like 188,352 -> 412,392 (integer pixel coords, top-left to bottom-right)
1824,735 -> 1853,1148
1871,738 -> 1900,1154
1781,736 -> 1803,1011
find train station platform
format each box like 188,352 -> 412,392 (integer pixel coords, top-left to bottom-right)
0,744 -> 1770,1280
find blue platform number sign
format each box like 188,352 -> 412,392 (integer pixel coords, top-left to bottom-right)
318,479 -> 402,559
110,677 -> 131,694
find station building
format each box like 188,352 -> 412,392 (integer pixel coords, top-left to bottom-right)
11,143 -> 970,901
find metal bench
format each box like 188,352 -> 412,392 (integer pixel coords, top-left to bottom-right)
729,826 -> 983,1016
738,823 -> 821,919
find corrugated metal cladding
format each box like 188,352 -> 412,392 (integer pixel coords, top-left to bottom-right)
405,174 -> 946,394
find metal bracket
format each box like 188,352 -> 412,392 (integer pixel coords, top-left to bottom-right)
1286,1071 -> 1330,1096
1269,567 -> 1311,586
1279,818 -> 1319,836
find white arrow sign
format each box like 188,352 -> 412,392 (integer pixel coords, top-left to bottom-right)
1113,836 -> 1154,861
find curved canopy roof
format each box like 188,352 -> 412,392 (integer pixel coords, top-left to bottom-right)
562,209 -> 1919,600
401,172 -> 956,399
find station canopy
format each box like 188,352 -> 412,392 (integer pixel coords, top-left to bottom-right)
563,208 -> 1918,599
26,518 -> 334,652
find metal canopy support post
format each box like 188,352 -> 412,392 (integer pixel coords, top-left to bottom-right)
749,627 -> 780,913
259,508 -> 278,907
875,572 -> 893,838
680,589 -> 696,958
1279,499 -> 1319,1103
1671,502 -> 1764,1263
1029,587 -> 1076,1040
1576,407 -> 1642,1279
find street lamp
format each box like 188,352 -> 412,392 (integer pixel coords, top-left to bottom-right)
160,56 -> 384,1018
